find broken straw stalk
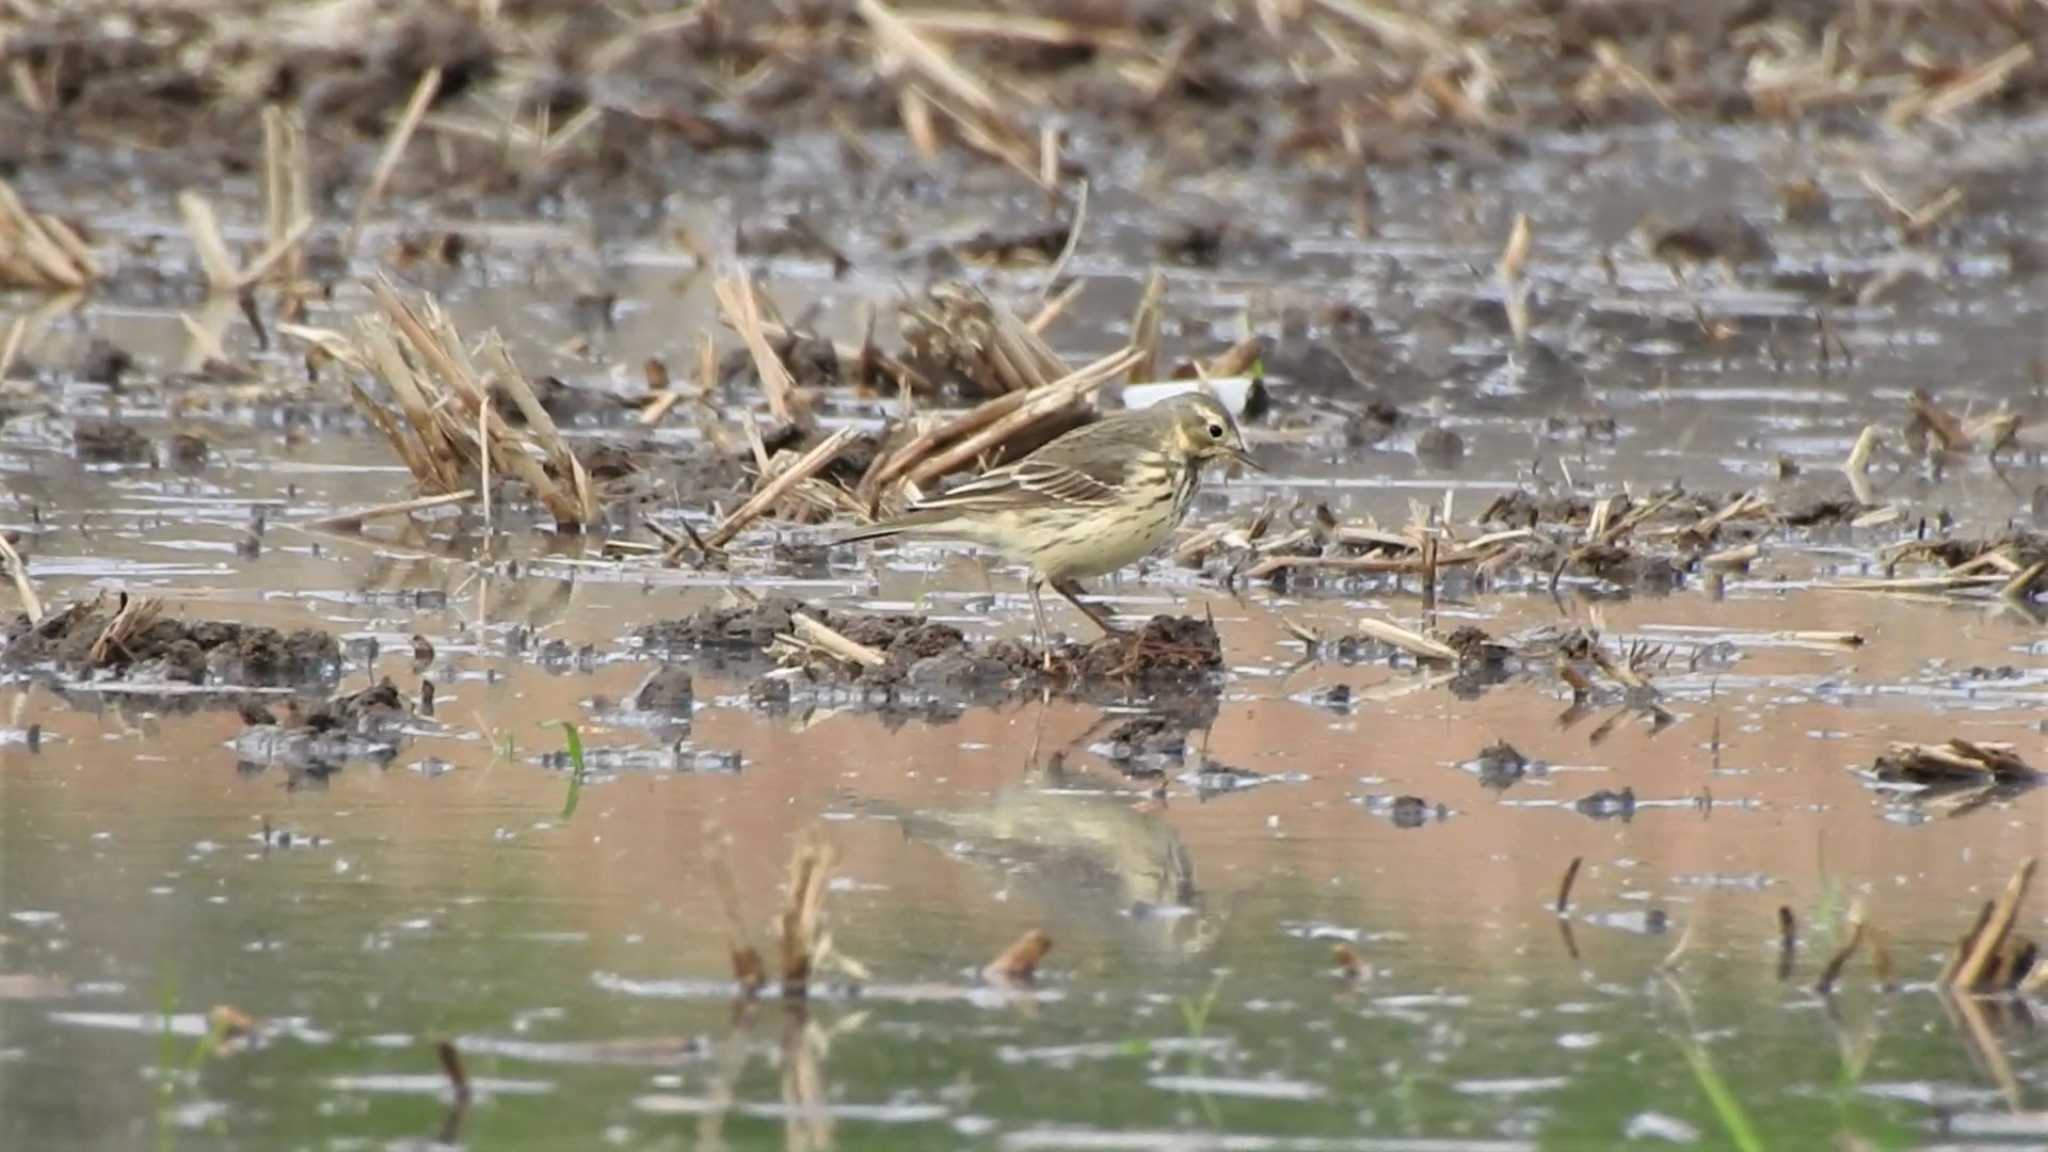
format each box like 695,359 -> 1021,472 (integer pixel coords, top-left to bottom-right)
0,180 -> 99,291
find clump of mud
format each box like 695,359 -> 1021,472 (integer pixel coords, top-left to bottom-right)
639,597 -> 1223,709
234,678 -> 413,780
3,598 -> 341,686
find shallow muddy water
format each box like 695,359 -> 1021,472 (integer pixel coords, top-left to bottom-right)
7,108 -> 2048,1152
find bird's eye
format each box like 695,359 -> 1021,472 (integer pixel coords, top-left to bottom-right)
1206,422 -> 1225,439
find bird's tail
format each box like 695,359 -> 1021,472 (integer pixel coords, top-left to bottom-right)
830,508 -> 960,547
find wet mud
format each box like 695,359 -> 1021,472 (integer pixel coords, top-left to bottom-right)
642,597 -> 1223,712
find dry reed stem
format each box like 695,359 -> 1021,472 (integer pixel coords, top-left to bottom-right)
348,67 -> 442,256
859,0 -> 1008,121
1828,573 -> 2009,594
1949,858 -> 2036,992
1999,560 -> 2046,603
436,1039 -> 471,1104
1204,335 -> 1265,379
714,272 -> 804,426
1351,614 -> 1456,662
1128,268 -> 1166,384
178,192 -> 241,292
864,392 -> 1034,499
307,490 -> 477,532
477,392 -> 494,536
1555,856 -> 1582,914
1814,903 -> 1864,995
1844,424 -> 1882,474
1585,638 -> 1649,691
1704,542 -> 1760,569
903,346 -> 1141,489
181,190 -> 313,295
1038,179 -> 1088,301
700,427 -> 858,552
1314,0 -> 1457,57
858,0 -> 1043,183
781,1013 -> 832,1152
638,359 -> 683,425
1939,902 -> 1994,987
984,929 -> 1053,984
785,612 -> 887,669
0,316 -> 25,380
1245,536 -> 1520,578
0,532 -> 42,625
476,336 -> 598,522
1029,279 -> 1086,335
177,310 -> 233,367
779,833 -> 835,999
704,834 -> 766,998
277,323 -> 363,370
1890,42 -> 2035,125
1945,987 -> 2024,1110
898,87 -> 940,162
262,104 -> 309,286
902,10 -> 1141,52
1586,490 -> 1682,550
1498,212 -> 1532,345
986,293 -> 1072,392
0,180 -> 98,290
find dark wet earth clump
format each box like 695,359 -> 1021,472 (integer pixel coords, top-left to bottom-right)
3,599 -> 341,686
640,597 -> 1224,708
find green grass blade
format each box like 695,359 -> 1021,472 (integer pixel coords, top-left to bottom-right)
1679,1038 -> 1766,1152
558,721 -> 585,820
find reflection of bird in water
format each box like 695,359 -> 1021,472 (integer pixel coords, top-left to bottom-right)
848,778 -> 1209,956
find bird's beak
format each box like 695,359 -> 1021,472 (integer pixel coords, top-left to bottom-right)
1221,445 -> 1263,473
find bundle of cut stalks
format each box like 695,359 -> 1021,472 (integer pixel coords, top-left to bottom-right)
1840,533 -> 2048,603
87,593 -> 165,666
346,278 -> 600,528
0,181 -> 99,291
1864,741 -> 2040,820
1873,740 -> 2037,788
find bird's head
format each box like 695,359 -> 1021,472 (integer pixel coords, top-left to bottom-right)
1161,392 -> 1258,471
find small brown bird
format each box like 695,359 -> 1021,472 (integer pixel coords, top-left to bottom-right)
838,393 -> 1256,641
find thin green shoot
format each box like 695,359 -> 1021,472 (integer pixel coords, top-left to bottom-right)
1175,971 -> 1230,1128
154,978 -> 178,1152
558,721 -> 586,819
1677,1034 -> 1765,1152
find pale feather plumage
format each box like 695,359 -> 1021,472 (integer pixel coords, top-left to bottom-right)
839,393 -> 1252,586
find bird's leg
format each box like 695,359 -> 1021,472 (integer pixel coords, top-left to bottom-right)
1052,578 -> 1123,636
1028,579 -> 1053,671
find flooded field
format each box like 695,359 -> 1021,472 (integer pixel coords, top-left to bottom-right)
7,3 -> 2048,1150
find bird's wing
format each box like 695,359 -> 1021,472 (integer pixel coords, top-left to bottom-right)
911,457 -> 1125,512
